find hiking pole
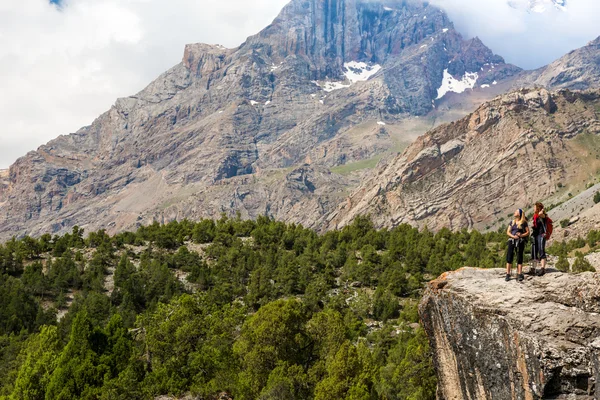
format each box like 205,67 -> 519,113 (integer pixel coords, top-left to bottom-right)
530,236 -> 537,276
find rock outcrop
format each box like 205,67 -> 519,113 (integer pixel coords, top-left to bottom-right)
420,267 -> 600,399
0,0 -> 519,240
524,36 -> 600,91
326,88 -> 600,231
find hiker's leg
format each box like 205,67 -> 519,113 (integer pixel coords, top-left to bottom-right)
517,241 -> 525,278
506,240 -> 515,275
540,237 -> 547,270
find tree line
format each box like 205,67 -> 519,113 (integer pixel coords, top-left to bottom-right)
0,215 -> 562,399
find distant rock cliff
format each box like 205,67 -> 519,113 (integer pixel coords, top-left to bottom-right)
420,268 -> 600,399
326,88 -> 600,231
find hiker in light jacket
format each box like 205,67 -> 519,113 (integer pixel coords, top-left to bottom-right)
506,209 -> 530,282
532,202 -> 548,276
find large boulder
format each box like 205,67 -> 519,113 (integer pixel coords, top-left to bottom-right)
420,267 -> 600,399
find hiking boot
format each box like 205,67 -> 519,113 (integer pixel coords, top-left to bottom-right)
517,274 -> 524,282
536,268 -> 546,277
505,274 -> 511,281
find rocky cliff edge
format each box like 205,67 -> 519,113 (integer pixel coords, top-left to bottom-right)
420,267 -> 600,399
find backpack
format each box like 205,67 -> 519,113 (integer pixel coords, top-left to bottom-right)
545,217 -> 553,241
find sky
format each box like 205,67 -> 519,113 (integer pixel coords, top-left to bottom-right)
0,0 -> 599,169
432,0 -> 600,69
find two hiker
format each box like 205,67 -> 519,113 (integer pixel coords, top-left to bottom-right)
505,202 -> 552,281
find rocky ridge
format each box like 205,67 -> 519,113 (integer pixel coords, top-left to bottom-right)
420,267 -> 600,399
0,0 -> 519,240
523,36 -> 600,91
327,88 -> 600,231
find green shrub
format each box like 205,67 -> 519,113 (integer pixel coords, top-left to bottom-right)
572,252 -> 595,273
556,255 -> 570,272
594,191 -> 600,204
560,219 -> 570,229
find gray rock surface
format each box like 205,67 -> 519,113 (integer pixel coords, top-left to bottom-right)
420,267 -> 600,399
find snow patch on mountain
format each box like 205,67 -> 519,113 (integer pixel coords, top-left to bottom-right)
343,62 -> 382,83
436,69 -> 479,99
313,62 -> 382,92
321,82 -> 352,92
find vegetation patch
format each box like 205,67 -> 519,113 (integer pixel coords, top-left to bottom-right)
0,216 -> 522,399
331,155 -> 383,175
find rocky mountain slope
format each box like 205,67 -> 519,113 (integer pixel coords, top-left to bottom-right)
420,267 -> 600,399
0,0 -> 520,240
524,36 -> 600,91
327,88 -> 600,231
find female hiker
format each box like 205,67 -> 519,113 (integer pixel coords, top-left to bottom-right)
506,209 -> 530,282
532,202 -> 549,276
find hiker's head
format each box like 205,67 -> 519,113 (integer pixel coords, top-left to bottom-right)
513,209 -> 527,226
513,209 -> 522,219
535,202 -> 545,216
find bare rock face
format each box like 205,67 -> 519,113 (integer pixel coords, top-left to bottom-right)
521,36 -> 600,91
326,88 -> 600,231
420,267 -> 600,399
0,169 -> 8,206
0,0 -> 519,240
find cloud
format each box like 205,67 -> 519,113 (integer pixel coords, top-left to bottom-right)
0,0 -> 288,168
1,0 -> 599,169
431,0 -> 600,69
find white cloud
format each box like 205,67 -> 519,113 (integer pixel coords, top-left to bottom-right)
1,0 -> 599,169
431,0 -> 600,69
0,0 -> 288,168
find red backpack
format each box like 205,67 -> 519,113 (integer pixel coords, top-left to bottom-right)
545,217 -> 553,241
534,214 -> 553,241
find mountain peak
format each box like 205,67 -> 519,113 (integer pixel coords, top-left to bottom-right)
242,0 -> 453,78
0,0 -> 522,239
182,43 -> 231,77
589,36 -> 600,46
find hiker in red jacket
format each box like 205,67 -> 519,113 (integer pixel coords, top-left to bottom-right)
532,202 -> 551,276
